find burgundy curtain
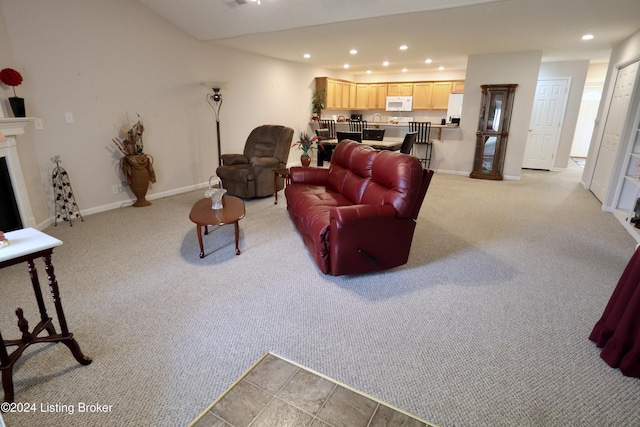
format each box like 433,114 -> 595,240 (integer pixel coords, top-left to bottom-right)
589,247 -> 640,378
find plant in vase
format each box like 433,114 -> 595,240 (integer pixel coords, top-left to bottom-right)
311,89 -> 325,122
292,131 -> 323,167
112,114 -> 156,207
0,68 -> 25,117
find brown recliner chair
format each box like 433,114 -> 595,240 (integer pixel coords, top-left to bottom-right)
216,125 -> 294,199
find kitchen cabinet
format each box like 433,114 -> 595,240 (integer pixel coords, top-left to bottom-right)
316,77 -> 350,110
470,84 -> 518,180
388,83 -> 413,96
412,83 -> 433,109
432,82 -> 453,109
349,83 -> 357,109
365,84 -> 387,110
316,77 -> 464,110
452,81 -> 465,93
356,84 -> 369,109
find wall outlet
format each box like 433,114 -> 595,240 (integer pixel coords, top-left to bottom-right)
65,112 -> 74,123
111,184 -> 123,194
34,118 -> 43,129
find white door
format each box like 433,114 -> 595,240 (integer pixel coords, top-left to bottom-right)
570,83 -> 603,157
590,61 -> 639,202
522,79 -> 569,170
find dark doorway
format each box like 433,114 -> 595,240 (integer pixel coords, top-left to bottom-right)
0,156 -> 23,231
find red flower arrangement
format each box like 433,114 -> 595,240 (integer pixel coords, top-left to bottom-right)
0,68 -> 23,97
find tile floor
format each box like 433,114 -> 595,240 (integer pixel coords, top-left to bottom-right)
190,352 -> 438,427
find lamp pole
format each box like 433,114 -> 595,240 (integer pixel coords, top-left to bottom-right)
206,88 -> 223,166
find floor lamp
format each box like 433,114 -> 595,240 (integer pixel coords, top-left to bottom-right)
206,88 -> 223,167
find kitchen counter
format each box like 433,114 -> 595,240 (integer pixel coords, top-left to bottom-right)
311,121 -> 460,140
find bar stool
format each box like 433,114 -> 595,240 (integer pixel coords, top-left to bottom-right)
409,122 -> 432,168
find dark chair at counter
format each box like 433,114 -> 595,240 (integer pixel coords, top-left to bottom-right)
400,132 -> 418,155
362,128 -> 385,141
318,119 -> 336,140
409,121 -> 433,168
348,120 -> 367,133
316,128 -> 332,167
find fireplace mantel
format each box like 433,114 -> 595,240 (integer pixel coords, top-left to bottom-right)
0,117 -> 35,136
0,118 -> 37,229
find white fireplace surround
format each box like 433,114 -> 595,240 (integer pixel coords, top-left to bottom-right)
0,118 -> 36,228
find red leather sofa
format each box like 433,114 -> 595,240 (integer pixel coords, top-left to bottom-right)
285,140 -> 434,276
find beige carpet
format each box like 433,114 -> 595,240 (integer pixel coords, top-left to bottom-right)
1,162 -> 639,426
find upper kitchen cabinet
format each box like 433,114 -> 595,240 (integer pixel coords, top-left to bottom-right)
412,83 -> 433,109
348,83 -> 357,109
364,84 -> 387,110
452,81 -> 465,93
316,77 -> 348,110
316,77 -> 465,111
388,83 -> 414,96
356,84 -> 369,109
432,82 -> 453,109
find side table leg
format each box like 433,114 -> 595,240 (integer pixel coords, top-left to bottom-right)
0,328 -> 15,403
27,259 -> 54,330
234,221 -> 241,255
42,254 -> 92,366
273,172 -> 278,204
2,366 -> 15,403
196,225 -> 205,258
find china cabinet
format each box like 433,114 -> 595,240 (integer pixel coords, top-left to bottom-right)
470,84 -> 518,180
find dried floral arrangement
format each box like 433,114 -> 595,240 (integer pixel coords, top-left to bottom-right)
112,114 -> 145,156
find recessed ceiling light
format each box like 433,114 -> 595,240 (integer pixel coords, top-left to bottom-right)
383,61 -> 389,66
582,34 -> 594,40
425,58 -> 433,64
402,68 -> 408,72
350,49 -> 358,55
399,45 -> 408,51
438,66 -> 445,71
344,64 -> 350,69
303,53 -> 310,59
366,69 -> 372,74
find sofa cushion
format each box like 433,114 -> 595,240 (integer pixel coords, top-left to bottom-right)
327,141 -> 376,205
362,150 -> 425,219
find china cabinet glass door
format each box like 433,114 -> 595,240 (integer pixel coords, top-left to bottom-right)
471,84 -> 518,180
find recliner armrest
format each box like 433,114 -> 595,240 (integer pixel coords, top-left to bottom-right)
221,154 -> 249,166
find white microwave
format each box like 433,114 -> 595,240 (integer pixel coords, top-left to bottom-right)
386,96 -> 413,112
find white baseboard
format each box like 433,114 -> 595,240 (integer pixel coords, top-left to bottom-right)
46,182 -> 210,227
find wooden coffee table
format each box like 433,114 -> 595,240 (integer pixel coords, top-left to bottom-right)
189,196 -> 245,258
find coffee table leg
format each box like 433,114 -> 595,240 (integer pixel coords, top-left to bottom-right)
196,225 -> 205,258
234,221 -> 241,255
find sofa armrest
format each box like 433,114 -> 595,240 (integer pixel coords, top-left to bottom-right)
330,204 -> 397,225
289,167 -> 329,186
221,154 -> 249,166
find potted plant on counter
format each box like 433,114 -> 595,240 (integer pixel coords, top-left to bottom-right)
112,114 -> 156,207
311,89 -> 325,122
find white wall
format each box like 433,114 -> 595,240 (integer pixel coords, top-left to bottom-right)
456,51 -> 541,179
0,0 -> 326,226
